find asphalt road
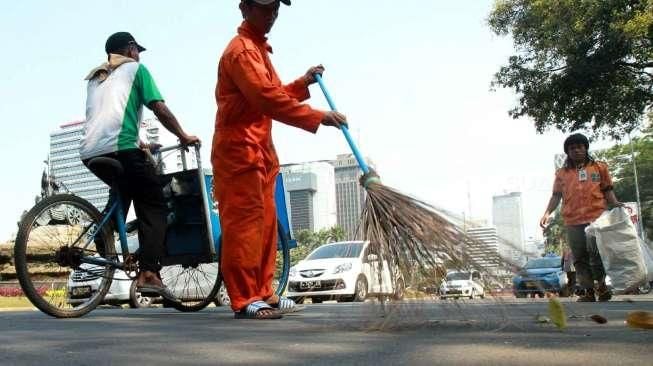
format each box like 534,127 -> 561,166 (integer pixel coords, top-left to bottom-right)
1,297 -> 652,366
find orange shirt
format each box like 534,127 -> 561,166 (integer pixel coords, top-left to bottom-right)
553,161 -> 614,225
211,21 -> 325,176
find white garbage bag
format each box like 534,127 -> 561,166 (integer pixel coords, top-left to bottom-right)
585,207 -> 650,293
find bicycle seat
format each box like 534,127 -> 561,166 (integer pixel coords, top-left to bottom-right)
87,157 -> 124,186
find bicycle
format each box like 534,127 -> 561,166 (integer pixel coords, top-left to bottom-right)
14,143 -> 292,318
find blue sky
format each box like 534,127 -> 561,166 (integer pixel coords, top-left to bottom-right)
0,0 -> 597,242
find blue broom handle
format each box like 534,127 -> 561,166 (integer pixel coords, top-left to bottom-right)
314,74 -> 370,174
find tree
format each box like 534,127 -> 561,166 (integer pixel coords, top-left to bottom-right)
290,226 -> 346,266
489,0 -> 653,138
274,226 -> 346,276
543,209 -> 567,255
594,123 -> 653,240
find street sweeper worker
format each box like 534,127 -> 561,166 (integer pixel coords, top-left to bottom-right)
80,31 -> 199,302
539,133 -> 622,302
212,0 -> 347,319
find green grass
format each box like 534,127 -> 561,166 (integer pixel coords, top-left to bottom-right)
0,296 -> 34,309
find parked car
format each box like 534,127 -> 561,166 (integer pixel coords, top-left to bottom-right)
67,234 -> 157,308
286,241 -> 405,303
512,255 -> 568,298
68,260 -> 156,308
439,270 -> 485,299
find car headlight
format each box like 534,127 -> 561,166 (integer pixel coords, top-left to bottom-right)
333,262 -> 352,274
289,267 -> 297,277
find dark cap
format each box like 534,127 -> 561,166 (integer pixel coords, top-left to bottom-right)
563,133 -> 589,154
105,32 -> 146,54
249,0 -> 291,5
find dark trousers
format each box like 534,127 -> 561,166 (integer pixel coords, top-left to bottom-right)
566,224 -> 606,289
84,149 -> 167,272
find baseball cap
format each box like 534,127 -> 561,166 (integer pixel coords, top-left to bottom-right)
105,32 -> 146,54
251,0 -> 291,5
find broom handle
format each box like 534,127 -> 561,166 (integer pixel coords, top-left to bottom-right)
314,74 -> 370,174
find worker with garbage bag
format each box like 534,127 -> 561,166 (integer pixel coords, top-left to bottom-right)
540,133 -> 624,302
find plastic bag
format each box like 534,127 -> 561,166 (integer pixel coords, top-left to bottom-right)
585,207 -> 649,293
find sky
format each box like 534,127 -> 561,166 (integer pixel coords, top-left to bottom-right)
0,0 -> 614,243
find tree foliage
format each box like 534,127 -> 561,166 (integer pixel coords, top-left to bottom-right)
594,122 -> 653,239
279,226 -> 346,272
543,209 -> 568,254
489,0 -> 653,138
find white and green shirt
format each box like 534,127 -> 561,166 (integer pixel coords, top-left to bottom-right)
80,60 -> 163,159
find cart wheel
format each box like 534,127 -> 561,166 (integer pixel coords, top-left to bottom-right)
275,219 -> 290,296
159,261 -> 221,312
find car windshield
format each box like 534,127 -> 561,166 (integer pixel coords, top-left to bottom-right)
446,272 -> 470,281
307,243 -> 364,260
524,257 -> 560,269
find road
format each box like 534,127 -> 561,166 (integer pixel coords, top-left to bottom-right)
1,297 -> 652,365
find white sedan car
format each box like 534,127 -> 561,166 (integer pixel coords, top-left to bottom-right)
67,235 -> 155,308
286,241 -> 405,303
439,270 -> 485,300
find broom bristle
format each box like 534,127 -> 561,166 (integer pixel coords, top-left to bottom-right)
357,178 -> 517,288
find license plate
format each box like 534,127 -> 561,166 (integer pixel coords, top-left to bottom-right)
70,286 -> 92,298
300,280 -> 321,289
525,281 -> 538,288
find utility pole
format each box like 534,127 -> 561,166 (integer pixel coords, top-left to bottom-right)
628,134 -> 646,238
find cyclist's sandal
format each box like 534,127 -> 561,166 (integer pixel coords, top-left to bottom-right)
137,284 -> 181,304
235,300 -> 283,319
270,296 -> 305,314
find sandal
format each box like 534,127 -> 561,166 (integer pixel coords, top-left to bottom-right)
269,296 -> 305,314
234,300 -> 283,319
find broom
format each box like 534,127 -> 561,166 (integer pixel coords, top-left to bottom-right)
314,74 -> 510,286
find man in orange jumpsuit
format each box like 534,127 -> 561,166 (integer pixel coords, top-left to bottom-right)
212,0 -> 347,319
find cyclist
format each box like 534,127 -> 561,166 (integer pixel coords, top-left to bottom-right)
80,32 -> 199,301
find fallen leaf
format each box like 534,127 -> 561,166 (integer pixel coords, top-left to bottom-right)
589,314 -> 607,324
625,311 -> 653,329
535,315 -> 550,323
548,297 -> 567,329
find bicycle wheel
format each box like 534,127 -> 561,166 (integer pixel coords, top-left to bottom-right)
159,261 -> 221,312
14,194 -> 115,318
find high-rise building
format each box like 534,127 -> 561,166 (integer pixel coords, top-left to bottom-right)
331,154 -> 374,240
47,119 -> 162,210
280,161 -> 337,234
48,120 -> 109,209
466,226 -> 500,269
492,192 -> 526,262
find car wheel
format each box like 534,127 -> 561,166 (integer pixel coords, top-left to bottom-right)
559,286 -> 571,297
353,276 -> 368,302
214,281 -> 231,307
638,281 -> 652,295
515,292 -> 526,298
129,281 -> 155,309
393,279 -> 405,301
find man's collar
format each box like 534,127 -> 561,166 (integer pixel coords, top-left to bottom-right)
238,20 -> 273,53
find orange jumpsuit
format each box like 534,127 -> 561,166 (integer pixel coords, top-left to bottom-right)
211,21 -> 325,311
